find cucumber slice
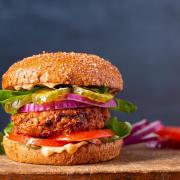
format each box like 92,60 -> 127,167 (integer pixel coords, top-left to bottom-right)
73,86 -> 113,102
32,88 -> 70,104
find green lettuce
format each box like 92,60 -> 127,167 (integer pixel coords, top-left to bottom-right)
0,87 -> 39,101
0,132 -> 4,154
4,122 -> 13,135
100,135 -> 120,143
0,122 -> 14,155
111,98 -> 137,113
97,86 -> 109,93
0,87 -> 40,114
106,117 -> 132,138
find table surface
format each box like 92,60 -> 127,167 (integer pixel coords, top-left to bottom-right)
0,144 -> 180,180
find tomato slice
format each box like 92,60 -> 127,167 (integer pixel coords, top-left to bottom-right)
156,126 -> 180,141
8,133 -> 68,147
51,129 -> 115,142
8,129 -> 115,147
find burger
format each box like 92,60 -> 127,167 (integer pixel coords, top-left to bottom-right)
0,52 -> 136,165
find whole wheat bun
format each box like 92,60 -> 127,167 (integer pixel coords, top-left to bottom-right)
3,137 -> 122,165
2,52 -> 123,91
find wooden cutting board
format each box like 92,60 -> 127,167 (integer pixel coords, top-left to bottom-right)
0,144 -> 179,180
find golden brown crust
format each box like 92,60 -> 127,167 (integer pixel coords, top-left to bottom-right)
12,107 -> 109,137
3,137 -> 122,165
2,52 -> 123,91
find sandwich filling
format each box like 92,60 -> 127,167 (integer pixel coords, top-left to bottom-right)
1,85 -> 136,156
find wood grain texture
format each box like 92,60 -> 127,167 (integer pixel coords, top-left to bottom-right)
0,144 -> 180,180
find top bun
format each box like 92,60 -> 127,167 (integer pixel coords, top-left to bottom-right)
2,52 -> 123,91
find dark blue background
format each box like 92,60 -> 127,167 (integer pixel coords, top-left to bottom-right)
0,0 -> 179,130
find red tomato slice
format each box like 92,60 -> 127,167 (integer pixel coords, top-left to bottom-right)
8,133 -> 68,147
51,129 -> 115,142
8,129 -> 114,146
156,126 -> 180,141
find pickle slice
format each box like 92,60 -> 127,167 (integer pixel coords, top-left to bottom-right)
3,94 -> 32,114
73,86 -> 113,102
32,88 -> 70,104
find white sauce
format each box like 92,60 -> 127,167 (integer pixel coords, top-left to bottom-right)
6,136 -> 87,157
41,141 -> 87,157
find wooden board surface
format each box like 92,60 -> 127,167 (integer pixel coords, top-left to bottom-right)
0,144 -> 180,180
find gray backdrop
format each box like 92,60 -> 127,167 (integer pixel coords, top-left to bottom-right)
0,0 -> 179,130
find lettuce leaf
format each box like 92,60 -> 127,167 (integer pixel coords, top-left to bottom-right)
106,117 -> 132,138
111,98 -> 137,113
0,87 -> 39,101
100,135 -> 120,143
0,132 -> 4,154
0,87 -> 41,114
98,86 -> 109,93
4,122 -> 13,135
0,122 -> 13,155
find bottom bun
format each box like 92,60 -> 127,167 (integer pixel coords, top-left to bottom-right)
3,137 -> 122,165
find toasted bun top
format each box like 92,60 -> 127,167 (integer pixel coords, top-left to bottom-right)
2,52 -> 123,91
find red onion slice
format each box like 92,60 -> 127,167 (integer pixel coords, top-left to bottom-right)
132,121 -> 162,138
146,139 -> 180,149
131,119 -> 149,134
19,100 -> 90,112
124,119 -> 180,149
19,102 -> 55,112
19,97 -> 116,113
124,133 -> 158,145
65,94 -> 117,107
54,100 -> 90,109
124,120 -> 163,146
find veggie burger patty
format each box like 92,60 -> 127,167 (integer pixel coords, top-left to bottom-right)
12,107 -> 110,137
